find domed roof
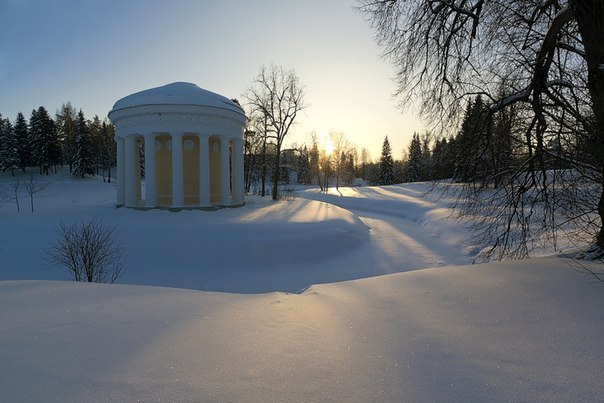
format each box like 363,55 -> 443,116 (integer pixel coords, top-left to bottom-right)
109,82 -> 244,116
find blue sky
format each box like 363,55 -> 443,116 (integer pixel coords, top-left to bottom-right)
0,0 -> 424,159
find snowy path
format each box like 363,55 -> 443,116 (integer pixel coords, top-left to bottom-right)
296,185 -> 474,275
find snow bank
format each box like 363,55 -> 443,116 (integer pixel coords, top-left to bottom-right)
1,256 -> 602,401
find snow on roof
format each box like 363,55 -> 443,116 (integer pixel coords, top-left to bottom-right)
109,82 -> 244,115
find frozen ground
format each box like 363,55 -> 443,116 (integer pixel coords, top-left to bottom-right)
1,172 -> 603,401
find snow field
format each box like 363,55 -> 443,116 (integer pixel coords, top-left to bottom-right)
1,172 -> 603,401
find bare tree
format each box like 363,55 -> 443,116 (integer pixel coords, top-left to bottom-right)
244,65 -> 306,200
46,219 -> 125,283
23,175 -> 47,212
360,0 -> 604,259
359,147 -> 371,180
244,108 -> 273,196
319,147 -> 332,192
11,179 -> 21,212
329,131 -> 350,190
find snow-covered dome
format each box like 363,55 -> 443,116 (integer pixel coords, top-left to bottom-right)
108,82 -> 247,137
109,82 -> 244,116
108,82 -> 246,210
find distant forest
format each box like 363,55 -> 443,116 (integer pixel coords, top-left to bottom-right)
0,103 -> 116,181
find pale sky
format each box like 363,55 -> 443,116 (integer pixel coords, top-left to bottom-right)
0,0 -> 424,160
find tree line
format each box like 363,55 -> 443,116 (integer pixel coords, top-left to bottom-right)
0,103 -> 116,181
243,126 -> 394,194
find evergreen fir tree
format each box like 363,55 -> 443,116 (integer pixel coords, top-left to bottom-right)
14,112 -> 31,171
47,118 -> 61,172
88,115 -> 102,175
0,118 -> 19,176
55,103 -> 77,170
29,108 -> 43,173
420,133 -> 432,180
0,116 -> 4,170
99,120 -> 116,183
297,146 -> 311,184
431,138 -> 455,180
309,138 -> 321,189
406,132 -> 423,182
30,106 -> 56,175
453,96 -> 490,182
378,136 -> 396,185
72,110 -> 95,177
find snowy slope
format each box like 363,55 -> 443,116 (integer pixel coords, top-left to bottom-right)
1,257 -> 603,401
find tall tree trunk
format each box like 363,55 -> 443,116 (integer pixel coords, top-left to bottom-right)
261,136 -> 267,197
272,144 -> 281,201
573,0 -> 604,246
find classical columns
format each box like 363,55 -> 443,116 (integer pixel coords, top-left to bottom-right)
220,136 -> 231,205
199,135 -> 211,207
124,135 -> 138,207
116,137 -> 125,206
144,134 -> 157,207
171,132 -> 184,207
232,138 -> 244,204
117,132 -> 243,209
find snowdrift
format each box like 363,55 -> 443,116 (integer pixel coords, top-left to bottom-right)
1,256 -> 603,401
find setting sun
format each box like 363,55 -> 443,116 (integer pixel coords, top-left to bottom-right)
324,137 -> 334,156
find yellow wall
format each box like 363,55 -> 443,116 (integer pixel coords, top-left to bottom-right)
156,135 -> 172,206
144,134 -> 235,207
210,137 -> 221,204
183,135 -> 199,205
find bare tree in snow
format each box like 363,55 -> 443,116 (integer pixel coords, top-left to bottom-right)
360,0 -> 604,260
23,175 -> 47,213
244,65 -> 306,201
12,179 -> 21,212
46,219 -> 125,283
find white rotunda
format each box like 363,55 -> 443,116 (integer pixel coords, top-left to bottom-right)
108,82 -> 247,209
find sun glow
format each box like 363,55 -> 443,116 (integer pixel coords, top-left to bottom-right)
324,137 -> 334,156
317,128 -> 334,156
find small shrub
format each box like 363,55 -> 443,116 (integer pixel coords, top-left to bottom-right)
46,219 -> 125,283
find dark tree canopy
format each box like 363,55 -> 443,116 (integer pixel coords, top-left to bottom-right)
14,112 -> 31,171
72,110 -> 95,178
